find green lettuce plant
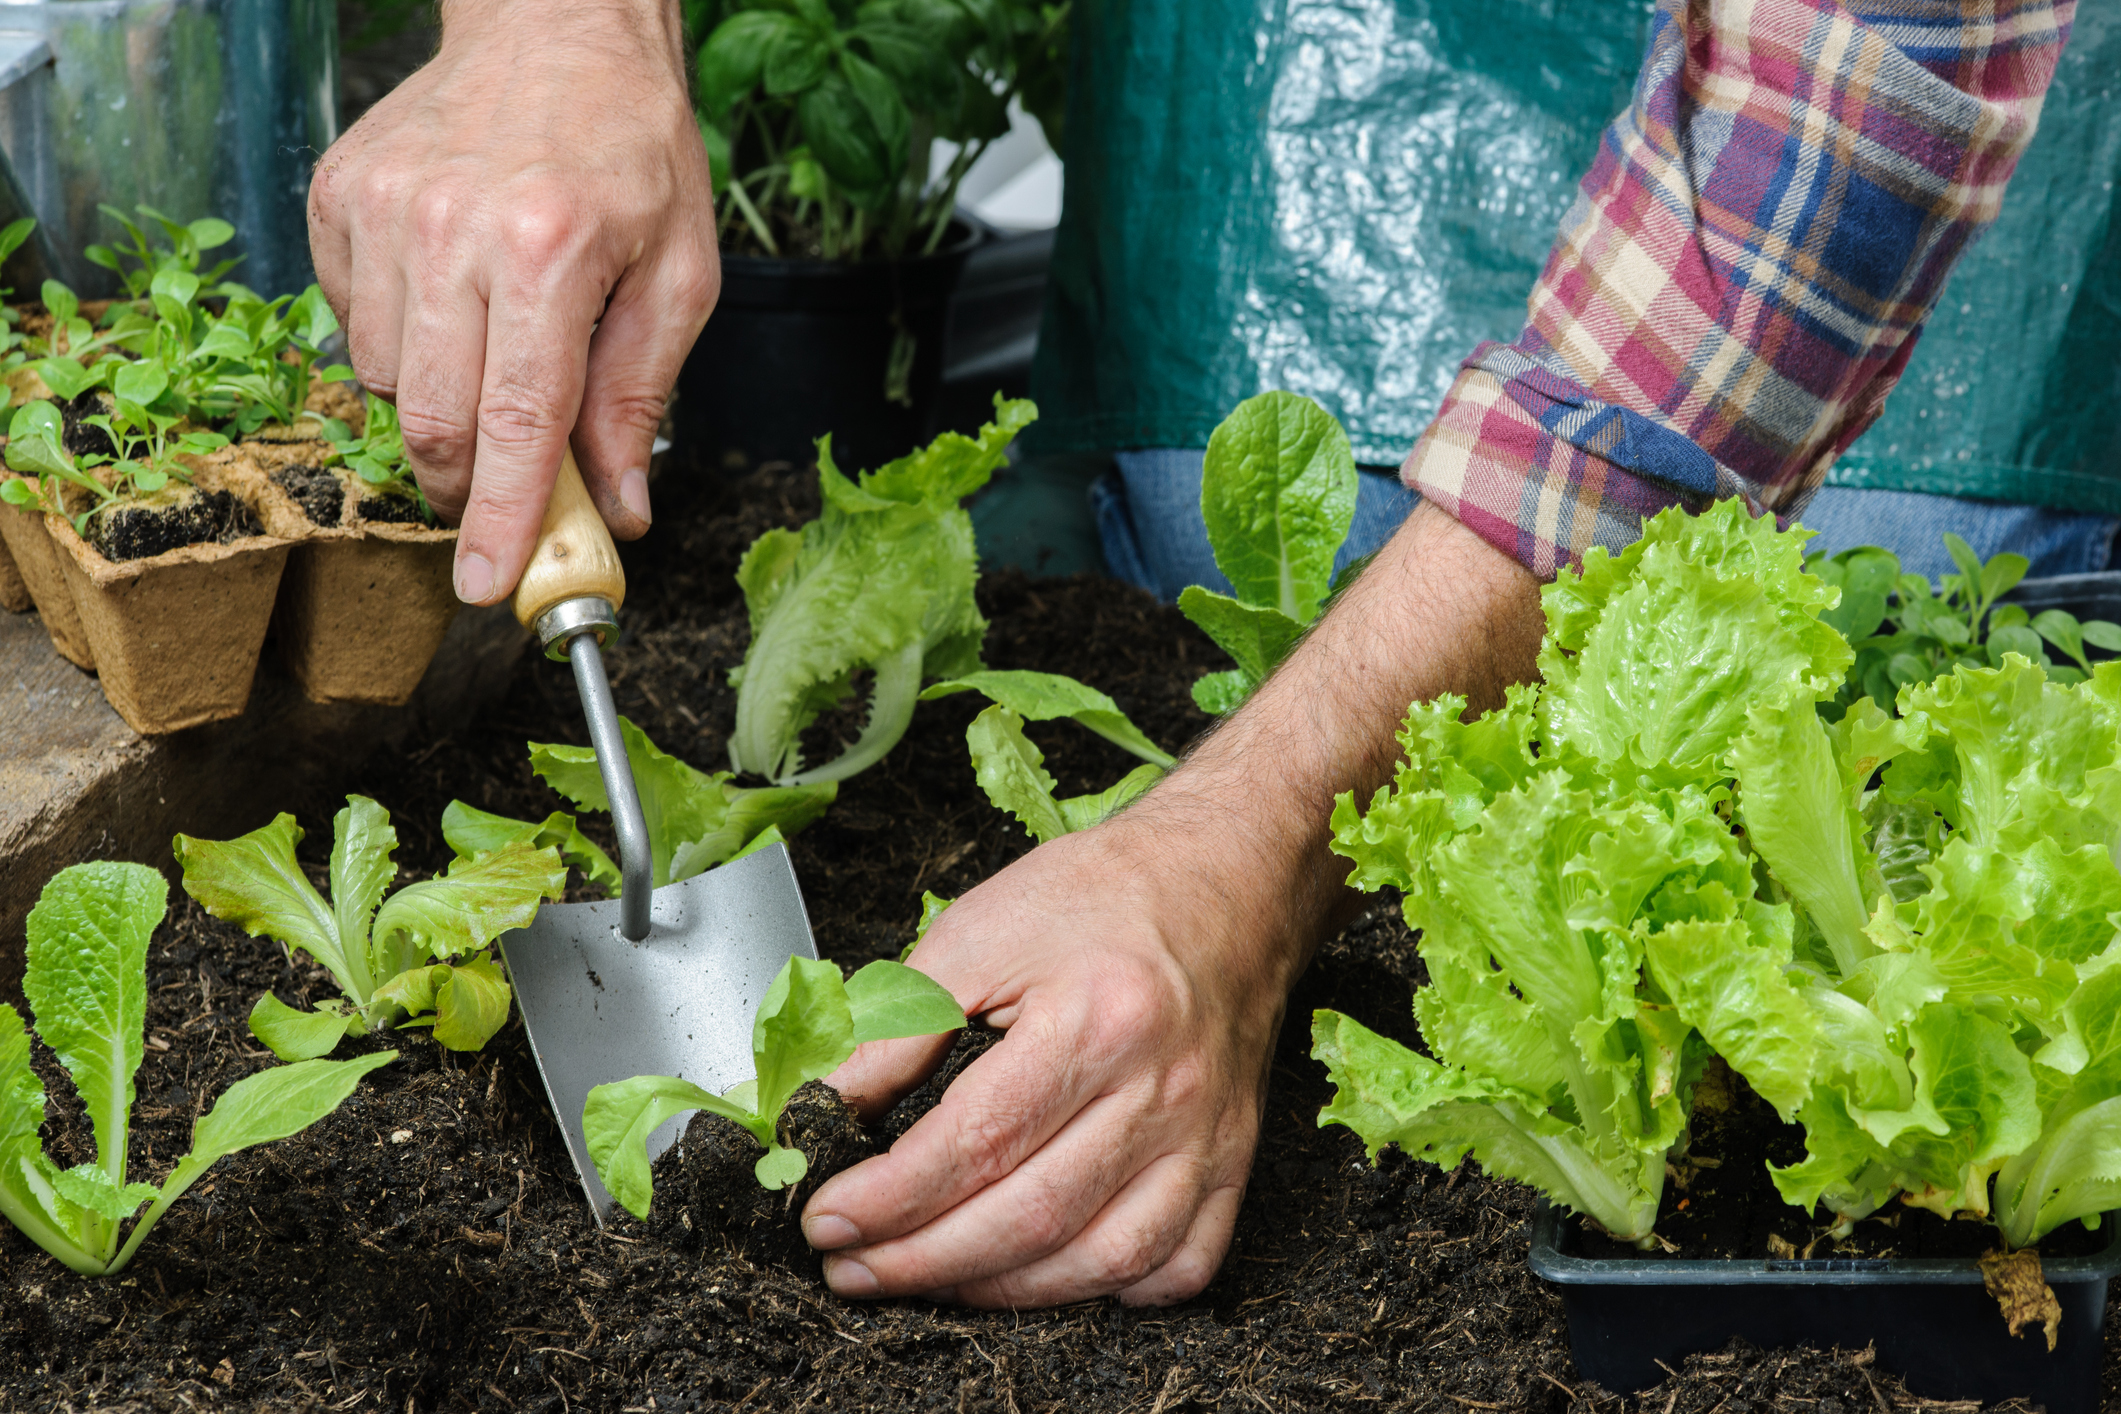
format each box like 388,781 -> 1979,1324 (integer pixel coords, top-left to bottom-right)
446,716 -> 835,893
921,669 -> 1174,843
727,397 -> 1035,785
585,954 -> 964,1208
1,862 -> 393,1276
1179,392 -> 1360,715
174,797 -> 565,1061
1755,654 -> 2121,1248
0,393 -> 230,534
1317,501 -> 1845,1245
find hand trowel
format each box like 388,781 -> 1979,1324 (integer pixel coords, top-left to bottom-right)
498,449 -> 819,1223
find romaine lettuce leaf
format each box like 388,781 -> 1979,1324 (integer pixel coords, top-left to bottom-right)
728,398 -> 1035,783
1175,392 -> 1358,713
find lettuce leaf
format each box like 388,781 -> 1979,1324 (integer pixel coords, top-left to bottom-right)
728,398 -> 1035,783
584,956 -> 964,1214
1318,502 -> 1849,1244
526,716 -> 834,889
1176,392 -> 1357,713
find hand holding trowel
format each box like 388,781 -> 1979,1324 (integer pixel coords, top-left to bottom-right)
499,449 -> 819,1222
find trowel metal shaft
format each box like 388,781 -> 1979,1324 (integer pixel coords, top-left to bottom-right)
566,629 -> 652,939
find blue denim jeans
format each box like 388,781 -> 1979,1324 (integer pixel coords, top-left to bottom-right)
1092,449 -> 2119,602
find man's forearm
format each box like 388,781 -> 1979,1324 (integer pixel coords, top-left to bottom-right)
1118,500 -> 1544,992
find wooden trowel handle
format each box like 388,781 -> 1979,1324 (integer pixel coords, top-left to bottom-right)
512,447 -> 627,629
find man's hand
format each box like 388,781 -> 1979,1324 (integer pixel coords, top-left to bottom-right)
804,502 -> 1545,1307
308,0 -> 718,604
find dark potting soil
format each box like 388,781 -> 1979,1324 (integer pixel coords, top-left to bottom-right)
1573,1066 -> 2107,1265
87,488 -> 265,563
356,489 -> 433,526
58,388 -> 117,463
3,462 -> 2114,1412
271,464 -> 346,529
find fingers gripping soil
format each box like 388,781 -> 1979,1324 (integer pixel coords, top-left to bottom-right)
803,854 -> 1276,1305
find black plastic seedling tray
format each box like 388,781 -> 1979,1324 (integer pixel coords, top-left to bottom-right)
1528,1202 -> 2121,1411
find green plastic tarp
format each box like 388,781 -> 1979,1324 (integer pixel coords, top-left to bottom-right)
1027,0 -> 2121,512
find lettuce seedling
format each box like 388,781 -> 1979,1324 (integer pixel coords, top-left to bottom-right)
0,862 -> 393,1276
85,204 -> 244,298
1809,535 -> 2121,719
727,397 -> 1036,784
922,670 -> 1175,843
446,716 -> 835,893
1317,502 -> 1844,1245
175,797 -> 565,1060
1179,392 -> 1358,714
584,955 -> 964,1211
318,395 -> 432,521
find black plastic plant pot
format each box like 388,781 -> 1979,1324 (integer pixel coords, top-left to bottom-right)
1528,1201 -> 2121,1411
676,223 -> 983,477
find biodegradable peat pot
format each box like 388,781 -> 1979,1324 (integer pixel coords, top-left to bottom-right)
0,522 -> 32,611
46,469 -> 291,735
1529,1201 -> 2121,1411
277,521 -> 458,706
676,223 -> 982,475
235,439 -> 460,707
0,491 -> 95,666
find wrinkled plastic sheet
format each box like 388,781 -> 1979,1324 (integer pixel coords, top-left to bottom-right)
1030,0 -> 1648,465
1033,0 -> 2121,513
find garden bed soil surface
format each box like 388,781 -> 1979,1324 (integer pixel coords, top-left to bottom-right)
2,465 -> 2113,1412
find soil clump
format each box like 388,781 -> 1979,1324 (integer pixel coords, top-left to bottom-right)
356,489 -> 431,525
1,460 -> 2111,1412
271,464 -> 346,529
86,487 -> 263,561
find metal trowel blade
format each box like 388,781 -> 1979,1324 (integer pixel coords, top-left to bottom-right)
500,842 -> 818,1223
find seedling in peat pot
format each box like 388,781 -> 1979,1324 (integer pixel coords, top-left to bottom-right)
317,395 -> 434,522
443,716 -> 836,895
726,396 -> 1036,785
175,797 -> 565,1060
584,955 -> 964,1210
0,863 -> 393,1276
921,669 -> 1175,843
1179,391 -> 1360,714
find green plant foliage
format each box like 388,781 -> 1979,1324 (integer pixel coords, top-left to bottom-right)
1316,502 -> 1846,1245
0,209 -> 360,532
318,395 -> 433,523
1179,392 -> 1360,715
175,798 -> 564,1060
446,717 -> 835,894
917,666 -> 1171,842
1323,503 -> 2121,1256
0,862 -> 392,1275
1767,654 -> 2121,1246
727,398 -> 1035,785
1808,536 -> 2121,716
584,955 -> 964,1212
695,0 -> 1068,261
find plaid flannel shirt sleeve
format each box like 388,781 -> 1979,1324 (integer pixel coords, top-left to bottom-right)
1401,0 -> 2076,579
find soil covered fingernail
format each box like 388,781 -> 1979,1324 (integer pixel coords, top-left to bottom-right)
823,1255 -> 880,1298
621,468 -> 652,524
804,1213 -> 859,1250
